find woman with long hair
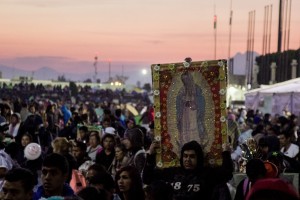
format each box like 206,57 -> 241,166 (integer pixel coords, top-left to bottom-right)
110,143 -> 129,178
122,128 -> 146,176
115,166 -> 145,200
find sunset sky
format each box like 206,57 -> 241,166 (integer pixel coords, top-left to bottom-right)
0,0 -> 299,84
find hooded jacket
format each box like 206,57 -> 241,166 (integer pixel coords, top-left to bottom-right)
126,128 -> 147,175
143,141 -> 233,200
61,105 -> 72,126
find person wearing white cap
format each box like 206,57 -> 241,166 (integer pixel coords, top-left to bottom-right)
105,127 -> 116,135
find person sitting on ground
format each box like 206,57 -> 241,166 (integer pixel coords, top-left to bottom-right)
20,104 -> 44,145
4,142 -> 21,168
77,186 -> 107,200
85,163 -> 106,185
17,134 -> 43,184
115,166 -> 145,200
72,141 -> 91,170
122,128 -> 146,176
77,126 -> 89,144
89,171 -> 121,200
258,135 -> 280,161
16,133 -> 33,166
0,143 -> 13,190
96,133 -> 116,171
267,150 -> 300,174
51,137 -> 76,183
234,158 -> 267,200
1,168 -> 36,200
278,131 -> 299,159
86,131 -> 102,162
101,118 -> 112,137
7,113 -> 21,140
33,153 -> 78,200
144,180 -> 173,200
124,118 -> 136,139
110,144 -> 129,178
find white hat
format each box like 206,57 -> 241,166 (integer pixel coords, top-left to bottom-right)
104,127 -> 116,135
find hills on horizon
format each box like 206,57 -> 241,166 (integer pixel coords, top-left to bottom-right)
0,51 -> 259,84
0,65 -> 97,82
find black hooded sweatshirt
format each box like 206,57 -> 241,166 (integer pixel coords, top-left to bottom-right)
143,141 -> 233,200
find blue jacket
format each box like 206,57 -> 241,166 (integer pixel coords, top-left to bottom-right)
61,105 -> 72,125
33,184 -> 75,200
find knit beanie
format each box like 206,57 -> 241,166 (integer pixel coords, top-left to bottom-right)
246,178 -> 299,200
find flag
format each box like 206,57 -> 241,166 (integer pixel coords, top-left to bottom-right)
94,56 -> 98,67
214,15 -> 217,29
229,10 -> 233,25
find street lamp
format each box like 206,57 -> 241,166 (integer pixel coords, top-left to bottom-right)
142,69 -> 147,75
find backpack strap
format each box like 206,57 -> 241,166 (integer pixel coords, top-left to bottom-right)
243,178 -> 249,196
133,149 -> 146,178
133,149 -> 146,166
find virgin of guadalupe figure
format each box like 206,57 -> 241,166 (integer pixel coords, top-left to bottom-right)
176,71 -> 207,148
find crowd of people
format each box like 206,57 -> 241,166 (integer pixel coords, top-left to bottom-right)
0,83 -> 299,200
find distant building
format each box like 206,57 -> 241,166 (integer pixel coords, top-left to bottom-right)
256,48 -> 300,85
0,76 -> 140,92
227,72 -> 246,108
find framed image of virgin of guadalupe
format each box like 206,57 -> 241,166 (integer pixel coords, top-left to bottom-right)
151,58 -> 227,168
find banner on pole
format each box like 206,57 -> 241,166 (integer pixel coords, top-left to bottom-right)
152,59 -> 228,168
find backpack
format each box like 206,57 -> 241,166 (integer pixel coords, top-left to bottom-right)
133,149 -> 146,178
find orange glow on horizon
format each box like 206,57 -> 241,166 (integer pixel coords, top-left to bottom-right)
0,0 -> 299,77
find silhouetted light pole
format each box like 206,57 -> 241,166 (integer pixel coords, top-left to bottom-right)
277,0 -> 283,52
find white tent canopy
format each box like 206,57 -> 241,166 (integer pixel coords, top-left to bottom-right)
247,77 -> 300,94
245,77 -> 300,115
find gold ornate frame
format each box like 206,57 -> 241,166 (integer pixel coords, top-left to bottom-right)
152,59 -> 227,168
